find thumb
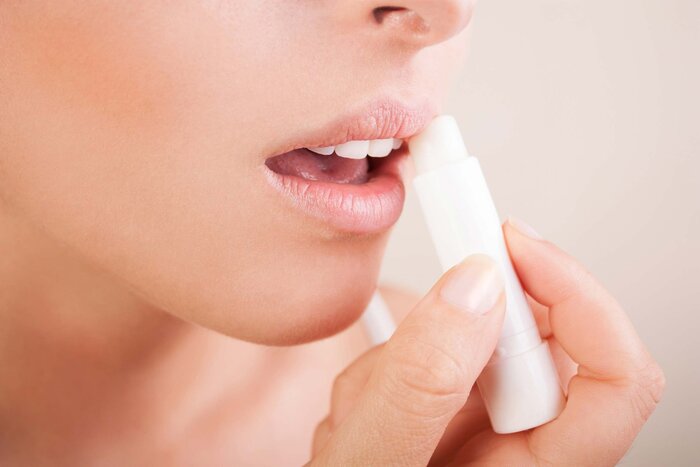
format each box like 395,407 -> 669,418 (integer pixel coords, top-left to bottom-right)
313,254 -> 505,466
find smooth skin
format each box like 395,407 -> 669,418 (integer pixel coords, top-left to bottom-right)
0,1 -> 663,465
0,1 -> 469,463
310,221 -> 665,466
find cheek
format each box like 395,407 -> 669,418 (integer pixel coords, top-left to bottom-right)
0,4 -> 227,244
0,2 -> 386,343
0,1 -> 272,240
2,4 -> 186,145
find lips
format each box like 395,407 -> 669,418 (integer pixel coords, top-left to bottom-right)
263,100 -> 433,234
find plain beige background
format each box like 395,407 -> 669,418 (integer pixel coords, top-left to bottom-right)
379,1 -> 699,465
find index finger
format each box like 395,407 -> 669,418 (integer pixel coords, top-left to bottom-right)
504,219 -> 665,465
504,221 -> 650,381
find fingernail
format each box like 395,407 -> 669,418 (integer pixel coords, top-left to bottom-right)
440,255 -> 504,315
506,216 -> 544,240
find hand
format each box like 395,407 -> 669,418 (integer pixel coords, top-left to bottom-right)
309,219 -> 665,466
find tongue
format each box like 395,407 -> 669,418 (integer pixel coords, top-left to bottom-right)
265,149 -> 369,184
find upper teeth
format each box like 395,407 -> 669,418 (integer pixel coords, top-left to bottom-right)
307,138 -> 403,159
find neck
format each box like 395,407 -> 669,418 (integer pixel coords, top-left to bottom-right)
0,211 -> 284,460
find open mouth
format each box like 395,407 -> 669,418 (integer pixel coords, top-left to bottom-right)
261,100 -> 433,234
264,138 -> 404,185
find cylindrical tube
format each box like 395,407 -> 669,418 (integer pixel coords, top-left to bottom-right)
409,116 -> 565,433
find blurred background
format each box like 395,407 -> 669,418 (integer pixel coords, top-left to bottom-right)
379,1 -> 699,465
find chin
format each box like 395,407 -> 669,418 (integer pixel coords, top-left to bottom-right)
255,272 -> 379,346
191,283 -> 375,347
154,240 -> 384,347
271,292 -> 371,346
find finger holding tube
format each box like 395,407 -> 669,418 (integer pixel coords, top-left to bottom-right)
310,254 -> 506,466
504,218 -> 665,465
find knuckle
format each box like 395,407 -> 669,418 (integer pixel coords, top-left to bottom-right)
392,336 -> 467,397
628,359 -> 666,422
382,335 -> 469,417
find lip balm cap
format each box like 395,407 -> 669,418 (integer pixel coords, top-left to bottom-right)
409,115 -> 470,174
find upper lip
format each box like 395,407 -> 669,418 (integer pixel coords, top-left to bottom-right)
269,99 -> 436,156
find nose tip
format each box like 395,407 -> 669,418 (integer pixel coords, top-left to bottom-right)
373,1 -> 475,47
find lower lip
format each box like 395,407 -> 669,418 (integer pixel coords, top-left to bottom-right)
262,150 -> 409,235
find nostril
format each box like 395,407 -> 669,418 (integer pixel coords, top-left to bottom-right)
372,6 -> 430,35
372,6 -> 406,24
370,2 -> 472,48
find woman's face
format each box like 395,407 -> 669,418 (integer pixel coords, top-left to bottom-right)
0,1 -> 472,344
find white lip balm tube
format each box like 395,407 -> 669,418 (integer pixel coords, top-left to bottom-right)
409,115 -> 565,434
